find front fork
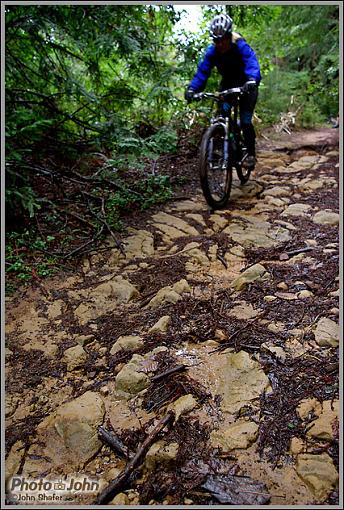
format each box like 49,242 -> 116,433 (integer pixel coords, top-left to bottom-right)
208,118 -> 231,169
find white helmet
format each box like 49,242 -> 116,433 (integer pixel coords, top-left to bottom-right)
209,14 -> 233,40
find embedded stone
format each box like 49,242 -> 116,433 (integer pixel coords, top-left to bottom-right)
314,317 -> 339,347
230,264 -> 269,291
110,335 -> 144,355
210,420 -> 258,451
313,210 -> 339,226
63,344 -> 87,371
148,316 -> 171,333
295,453 -> 338,500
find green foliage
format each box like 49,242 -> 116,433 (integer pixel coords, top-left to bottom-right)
6,230 -> 59,291
5,185 -> 41,218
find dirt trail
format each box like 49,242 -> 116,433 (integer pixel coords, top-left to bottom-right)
5,128 -> 340,506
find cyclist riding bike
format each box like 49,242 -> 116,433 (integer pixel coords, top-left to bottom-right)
185,13 -> 261,169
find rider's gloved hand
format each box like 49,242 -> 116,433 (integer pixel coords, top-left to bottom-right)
185,87 -> 196,103
243,80 -> 257,93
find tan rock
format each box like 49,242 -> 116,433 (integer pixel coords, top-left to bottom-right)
297,290 -> 314,299
289,437 -> 306,455
148,315 -> 171,333
230,263 -> 269,291
110,335 -> 144,355
295,453 -> 338,500
314,317 -> 339,347
313,210 -> 339,226
306,401 -> 339,441
167,394 -> 198,422
216,351 -> 270,413
152,212 -> 199,236
297,398 -> 322,420
147,279 -> 191,308
264,295 -> 277,302
23,392 -> 105,475
211,420 -> 258,451
63,344 -> 87,371
281,203 -> 312,217
145,440 -> 179,471
115,355 -> 149,394
110,493 -> 130,505
228,302 -> 260,320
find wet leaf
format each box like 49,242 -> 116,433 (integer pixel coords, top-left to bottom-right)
202,473 -> 271,505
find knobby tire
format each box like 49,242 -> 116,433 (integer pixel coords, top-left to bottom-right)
199,123 -> 232,210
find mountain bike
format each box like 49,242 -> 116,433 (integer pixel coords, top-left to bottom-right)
193,85 -> 255,209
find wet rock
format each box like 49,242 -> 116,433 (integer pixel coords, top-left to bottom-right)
123,229 -> 155,259
306,400 -> 339,441
47,299 -> 64,319
230,263 -> 269,291
211,420 -> 258,451
261,343 -> 286,362
297,398 -> 322,420
264,295 -> 277,302
185,213 -> 207,226
145,440 -> 179,471
147,279 -> 191,308
110,493 -> 130,505
110,335 -> 144,355
23,391 -> 105,475
228,301 -> 260,320
217,351 -> 270,413
289,437 -> 306,454
152,212 -> 199,237
74,276 -> 139,324
167,394 -> 198,422
281,203 -> 312,217
75,334 -> 94,347
148,315 -> 171,333
297,290 -> 314,299
224,217 -> 290,248
313,317 -> 339,347
262,186 -> 291,197
115,354 -> 149,395
295,453 -> 338,501
209,214 -> 228,232
313,210 -> 339,226
63,344 -> 87,371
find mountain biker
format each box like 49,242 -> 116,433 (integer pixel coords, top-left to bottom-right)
185,13 -> 261,168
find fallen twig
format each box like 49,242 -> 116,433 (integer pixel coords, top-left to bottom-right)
216,254 -> 228,269
151,364 -> 187,383
100,197 -> 126,255
98,426 -> 133,459
95,410 -> 175,504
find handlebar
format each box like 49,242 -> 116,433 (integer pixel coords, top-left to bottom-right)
193,81 -> 256,101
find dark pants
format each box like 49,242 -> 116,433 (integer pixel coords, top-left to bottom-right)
221,87 -> 258,156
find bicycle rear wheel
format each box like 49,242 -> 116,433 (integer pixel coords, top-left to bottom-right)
199,124 -> 232,209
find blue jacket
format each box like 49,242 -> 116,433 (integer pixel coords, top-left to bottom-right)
189,33 -> 261,92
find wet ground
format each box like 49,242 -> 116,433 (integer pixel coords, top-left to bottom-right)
5,127 -> 340,506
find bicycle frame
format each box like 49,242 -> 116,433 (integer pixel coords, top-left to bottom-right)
194,87 -> 244,166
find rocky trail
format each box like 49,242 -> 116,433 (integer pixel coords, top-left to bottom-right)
5,128 -> 340,506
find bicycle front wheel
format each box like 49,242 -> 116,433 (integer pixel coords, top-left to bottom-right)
199,124 -> 232,210
236,134 -> 253,184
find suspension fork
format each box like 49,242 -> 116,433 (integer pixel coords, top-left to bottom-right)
207,119 -> 230,167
